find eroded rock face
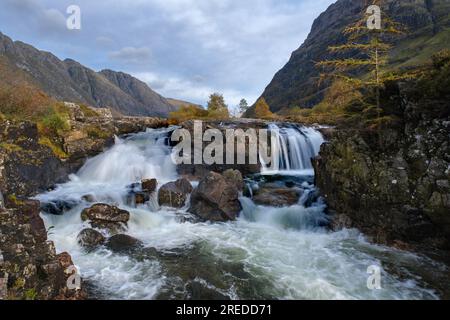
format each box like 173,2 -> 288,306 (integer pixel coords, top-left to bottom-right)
158,178 -> 193,208
77,229 -> 106,250
189,172 -> 242,222
314,120 -> 450,249
0,203 -> 86,300
81,204 -> 130,233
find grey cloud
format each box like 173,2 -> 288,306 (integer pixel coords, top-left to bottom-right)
109,47 -> 152,65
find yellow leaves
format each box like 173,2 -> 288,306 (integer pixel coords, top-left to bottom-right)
254,98 -> 276,120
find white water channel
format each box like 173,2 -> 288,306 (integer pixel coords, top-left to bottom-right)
37,126 -> 445,300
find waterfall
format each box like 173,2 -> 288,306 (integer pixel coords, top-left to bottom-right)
261,124 -> 324,175
35,126 -> 443,300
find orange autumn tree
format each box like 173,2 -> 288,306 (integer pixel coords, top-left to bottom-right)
254,97 -> 276,120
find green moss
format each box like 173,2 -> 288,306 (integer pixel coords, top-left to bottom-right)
39,137 -> 69,159
24,289 -> 37,300
85,125 -> 111,139
79,104 -> 100,118
7,194 -> 25,206
13,277 -> 26,290
0,142 -> 23,153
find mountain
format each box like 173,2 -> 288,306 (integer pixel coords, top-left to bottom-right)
0,31 -> 177,117
166,98 -> 202,109
252,0 -> 450,114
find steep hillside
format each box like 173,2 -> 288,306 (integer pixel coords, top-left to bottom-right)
252,0 -> 450,114
0,32 -> 175,117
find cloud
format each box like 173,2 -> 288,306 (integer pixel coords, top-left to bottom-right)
0,0 -> 336,105
134,71 -> 258,107
109,47 -> 152,65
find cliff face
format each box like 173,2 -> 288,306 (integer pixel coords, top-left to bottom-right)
313,79 -> 450,251
0,32 -> 175,117
256,0 -> 450,113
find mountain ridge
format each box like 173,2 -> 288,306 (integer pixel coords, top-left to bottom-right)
0,31 -> 177,117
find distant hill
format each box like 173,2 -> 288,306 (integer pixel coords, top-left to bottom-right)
166,98 -> 202,109
0,32 -> 177,117
248,0 -> 450,115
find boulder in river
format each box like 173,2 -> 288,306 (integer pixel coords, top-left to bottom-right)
252,187 -> 300,207
142,178 -> 158,193
222,169 -> 244,191
77,228 -> 106,249
106,234 -> 143,253
40,199 -> 80,215
158,178 -> 193,208
189,171 -> 242,222
81,204 -> 130,233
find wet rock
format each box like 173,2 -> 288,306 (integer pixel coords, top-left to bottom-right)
135,192 -> 150,205
189,172 -> 242,222
106,234 -> 143,253
313,115 -> 450,249
0,207 -> 86,299
77,229 -> 106,249
252,187 -> 300,207
142,178 -> 158,193
223,169 -> 244,191
40,199 -> 80,215
81,204 -> 130,233
158,178 -> 193,208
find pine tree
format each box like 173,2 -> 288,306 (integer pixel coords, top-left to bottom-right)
316,0 -> 406,119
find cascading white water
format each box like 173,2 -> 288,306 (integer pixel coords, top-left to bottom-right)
261,124 -> 324,176
36,126 -> 447,300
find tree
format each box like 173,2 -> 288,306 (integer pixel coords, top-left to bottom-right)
207,93 -> 227,111
254,97 -> 275,119
238,99 -> 249,114
316,0 -> 406,119
207,93 -> 229,119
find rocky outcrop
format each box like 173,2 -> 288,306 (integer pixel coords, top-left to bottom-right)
189,172 -> 242,222
313,85 -> 450,250
0,201 -> 85,300
252,0 -> 450,113
0,32 -> 177,117
158,179 -> 193,208
176,120 -> 268,179
0,106 -> 168,198
81,204 -> 130,234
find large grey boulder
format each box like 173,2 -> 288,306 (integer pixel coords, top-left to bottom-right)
189,172 -> 242,222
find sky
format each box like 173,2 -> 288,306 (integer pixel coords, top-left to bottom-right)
0,0 -> 335,108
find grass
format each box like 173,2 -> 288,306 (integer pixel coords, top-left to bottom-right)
39,137 -> 69,159
79,104 -> 100,118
